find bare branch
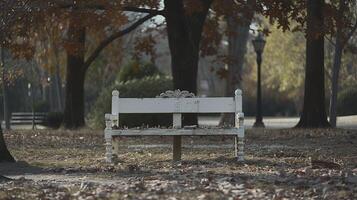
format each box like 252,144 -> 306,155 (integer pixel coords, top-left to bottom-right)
54,2 -> 165,15
83,14 -> 156,71
56,2 -> 106,10
325,36 -> 336,46
32,0 -> 105,10
123,6 -> 165,16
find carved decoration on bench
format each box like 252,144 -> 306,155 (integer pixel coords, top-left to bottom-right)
156,89 -> 195,98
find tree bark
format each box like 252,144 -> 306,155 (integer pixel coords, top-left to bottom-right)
329,0 -> 347,128
54,47 -> 64,111
0,48 -> 10,130
296,0 -> 330,128
63,20 -> 86,129
329,34 -> 343,128
164,0 -> 212,125
220,15 -> 252,126
0,125 -> 14,162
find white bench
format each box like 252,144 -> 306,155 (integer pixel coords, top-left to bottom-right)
104,89 -> 245,162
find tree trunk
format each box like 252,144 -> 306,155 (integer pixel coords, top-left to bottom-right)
0,125 -> 14,162
329,0 -> 347,128
53,44 -> 64,112
62,12 -> 155,128
296,0 -> 330,128
220,15 -> 252,126
0,48 -> 10,130
164,0 -> 211,160
164,0 -> 212,125
63,21 -> 86,129
329,37 -> 343,128
54,63 -> 63,111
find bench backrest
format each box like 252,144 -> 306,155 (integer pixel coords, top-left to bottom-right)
111,89 -> 242,115
10,112 -> 47,125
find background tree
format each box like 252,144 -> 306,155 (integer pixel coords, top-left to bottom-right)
0,48 -> 14,162
63,12 -> 161,128
164,0 -> 212,125
34,22 -> 66,112
219,0 -> 255,125
328,0 -> 357,127
296,0 -> 330,128
1,48 -> 10,129
4,0 -> 353,130
3,1 -> 163,128
0,0 -> 28,161
0,126 -> 14,162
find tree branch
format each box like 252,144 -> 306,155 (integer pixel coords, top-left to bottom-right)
55,2 -> 165,15
123,6 -> 165,16
83,14 -> 155,71
54,1 -> 107,10
58,4 -> 106,10
325,36 -> 336,46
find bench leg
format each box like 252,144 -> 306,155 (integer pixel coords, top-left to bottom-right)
238,136 -> 244,161
172,113 -> 182,162
173,136 -> 182,162
235,135 -> 244,162
105,132 -> 113,163
235,112 -> 245,162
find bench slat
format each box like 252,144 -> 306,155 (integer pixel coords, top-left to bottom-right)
114,98 -> 237,114
106,128 -> 243,136
12,112 -> 47,116
11,120 -> 45,123
11,116 -> 46,119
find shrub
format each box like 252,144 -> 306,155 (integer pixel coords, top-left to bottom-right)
118,60 -> 162,82
88,75 -> 173,128
45,112 -> 63,129
337,86 -> 357,116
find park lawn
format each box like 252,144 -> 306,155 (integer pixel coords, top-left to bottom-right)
1,128 -> 357,199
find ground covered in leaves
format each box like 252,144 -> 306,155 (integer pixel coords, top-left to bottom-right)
1,128 -> 357,199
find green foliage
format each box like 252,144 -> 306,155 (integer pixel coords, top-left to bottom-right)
45,112 -> 63,129
88,75 -> 173,128
258,23 -> 306,99
337,86 -> 357,116
118,60 -> 162,82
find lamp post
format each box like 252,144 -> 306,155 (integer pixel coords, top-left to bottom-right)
28,83 -> 35,130
252,32 -> 266,128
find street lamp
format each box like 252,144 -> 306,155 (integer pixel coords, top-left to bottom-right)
28,83 -> 35,130
252,32 -> 266,128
